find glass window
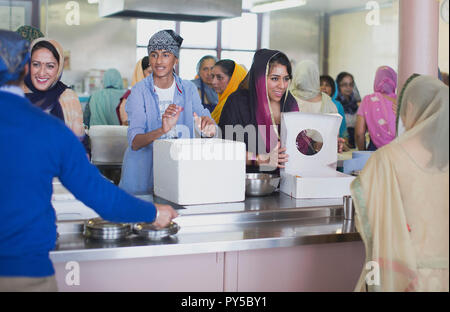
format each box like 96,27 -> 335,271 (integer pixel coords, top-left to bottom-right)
136,47 -> 148,63
222,13 -> 258,50
136,19 -> 176,46
180,21 -> 217,49
179,49 -> 217,80
220,50 -> 254,72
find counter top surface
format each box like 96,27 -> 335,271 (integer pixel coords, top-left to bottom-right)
51,192 -> 360,263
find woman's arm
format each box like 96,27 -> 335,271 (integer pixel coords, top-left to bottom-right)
355,115 -> 367,150
247,143 -> 288,169
59,89 -> 86,138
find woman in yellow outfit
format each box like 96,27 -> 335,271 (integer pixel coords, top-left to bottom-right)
210,59 -> 247,123
351,74 -> 449,292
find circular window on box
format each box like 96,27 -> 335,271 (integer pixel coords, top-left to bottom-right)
296,129 -> 324,156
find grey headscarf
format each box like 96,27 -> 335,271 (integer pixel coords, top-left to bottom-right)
196,55 -> 218,74
147,29 -> 183,58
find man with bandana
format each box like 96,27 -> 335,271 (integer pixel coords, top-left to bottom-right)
0,30 -> 178,291
119,30 -> 217,195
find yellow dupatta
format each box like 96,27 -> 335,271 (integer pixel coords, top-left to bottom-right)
131,58 -> 145,87
211,63 -> 247,123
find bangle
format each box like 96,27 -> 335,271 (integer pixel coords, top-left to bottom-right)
154,209 -> 160,222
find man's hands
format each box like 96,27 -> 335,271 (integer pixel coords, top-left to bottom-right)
162,104 -> 183,134
152,203 -> 179,229
161,105 -> 216,138
194,112 -> 216,137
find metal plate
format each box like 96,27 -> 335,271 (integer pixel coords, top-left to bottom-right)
85,218 -> 129,230
133,222 -> 180,240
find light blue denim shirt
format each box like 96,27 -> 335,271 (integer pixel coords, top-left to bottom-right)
119,73 -> 213,195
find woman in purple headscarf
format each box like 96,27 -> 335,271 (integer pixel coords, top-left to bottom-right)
355,66 -> 398,151
218,49 -> 299,173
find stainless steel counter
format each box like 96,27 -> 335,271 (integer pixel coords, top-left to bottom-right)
51,192 -> 360,263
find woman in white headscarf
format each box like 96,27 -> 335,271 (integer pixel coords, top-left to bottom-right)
351,74 -> 449,292
290,60 -> 338,115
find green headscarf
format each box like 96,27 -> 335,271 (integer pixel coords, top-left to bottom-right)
16,25 -> 44,42
88,68 -> 126,126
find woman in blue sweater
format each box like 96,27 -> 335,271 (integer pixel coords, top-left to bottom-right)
320,75 -> 347,139
0,30 -> 178,291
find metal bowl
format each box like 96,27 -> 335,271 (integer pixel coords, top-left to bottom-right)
132,221 -> 180,240
84,218 -> 131,241
245,173 -> 280,197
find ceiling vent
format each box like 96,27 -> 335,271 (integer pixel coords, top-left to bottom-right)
98,0 -> 243,22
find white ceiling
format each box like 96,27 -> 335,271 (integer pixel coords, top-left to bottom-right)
242,0 -> 395,13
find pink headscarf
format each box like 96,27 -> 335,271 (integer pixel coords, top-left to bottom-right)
357,66 -> 398,149
374,66 -> 397,95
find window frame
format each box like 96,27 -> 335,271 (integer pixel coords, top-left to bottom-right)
136,11 -> 262,76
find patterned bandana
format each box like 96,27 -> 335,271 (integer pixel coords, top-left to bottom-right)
0,30 -> 30,86
147,30 -> 183,58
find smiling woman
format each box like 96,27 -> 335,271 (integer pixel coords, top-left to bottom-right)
218,49 -> 299,173
23,38 -> 89,154
30,42 -> 59,91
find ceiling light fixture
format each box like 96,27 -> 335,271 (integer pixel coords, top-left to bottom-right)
250,0 -> 307,13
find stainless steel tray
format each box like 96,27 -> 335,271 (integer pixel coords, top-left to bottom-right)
132,222 -> 180,240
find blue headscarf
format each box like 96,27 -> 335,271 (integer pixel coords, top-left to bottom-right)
0,30 -> 30,86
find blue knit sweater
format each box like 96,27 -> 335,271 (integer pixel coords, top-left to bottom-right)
0,90 -> 157,277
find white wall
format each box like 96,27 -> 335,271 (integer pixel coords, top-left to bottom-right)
42,1 -> 136,88
439,0 -> 449,73
328,2 -> 399,98
328,0 -> 449,97
269,8 -> 321,68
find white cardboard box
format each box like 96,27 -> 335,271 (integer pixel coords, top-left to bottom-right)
153,138 -> 246,205
280,112 -> 355,199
